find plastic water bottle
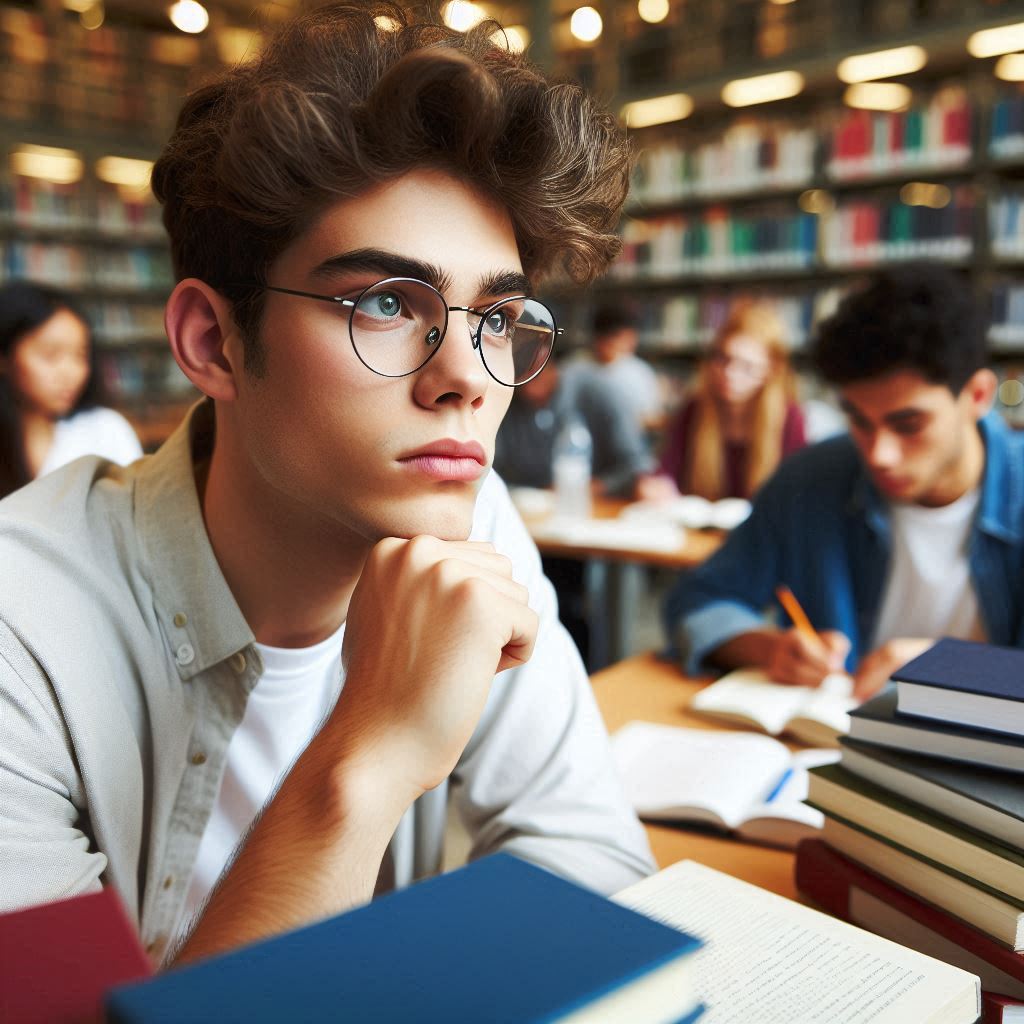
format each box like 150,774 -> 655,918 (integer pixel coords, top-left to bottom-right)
552,417 -> 593,519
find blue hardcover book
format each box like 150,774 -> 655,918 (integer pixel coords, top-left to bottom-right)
894,637 -> 1024,737
107,854 -> 703,1024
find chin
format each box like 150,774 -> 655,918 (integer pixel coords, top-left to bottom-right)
382,495 -> 476,542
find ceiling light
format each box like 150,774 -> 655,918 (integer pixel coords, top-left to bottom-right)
490,25 -> 529,51
638,0 -> 669,24
837,45 -> 927,83
844,82 -> 912,111
570,6 -> 603,43
80,1 -> 103,30
169,0 -> 208,34
995,53 -> 1024,81
899,182 -> 952,208
798,189 -> 834,215
968,22 -> 1024,58
96,156 -> 153,189
722,70 -> 803,107
442,2 -> 487,32
620,93 -> 693,127
11,144 -> 84,185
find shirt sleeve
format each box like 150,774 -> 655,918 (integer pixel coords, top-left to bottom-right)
0,620 -> 107,912
663,474 -> 789,675
456,473 -> 656,895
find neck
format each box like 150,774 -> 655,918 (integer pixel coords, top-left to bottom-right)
918,423 -> 986,508
20,409 -> 57,476
201,424 -> 369,649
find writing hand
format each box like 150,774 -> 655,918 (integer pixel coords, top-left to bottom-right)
853,637 -> 934,701
767,627 -> 851,687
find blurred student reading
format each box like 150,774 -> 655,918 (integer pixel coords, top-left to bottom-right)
664,265 -> 1024,701
638,299 -> 805,502
0,281 -> 142,499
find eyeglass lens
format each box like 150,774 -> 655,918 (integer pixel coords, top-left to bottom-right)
349,279 -> 555,386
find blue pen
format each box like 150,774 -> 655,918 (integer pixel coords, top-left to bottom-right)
764,767 -> 794,804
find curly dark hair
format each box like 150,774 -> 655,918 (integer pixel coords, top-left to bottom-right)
151,2 -> 632,375
811,264 -> 989,393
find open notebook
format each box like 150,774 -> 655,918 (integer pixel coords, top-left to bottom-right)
611,721 -> 838,849
690,668 -> 856,747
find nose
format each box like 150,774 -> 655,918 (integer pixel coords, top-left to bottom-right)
865,429 -> 901,470
411,308 -> 491,411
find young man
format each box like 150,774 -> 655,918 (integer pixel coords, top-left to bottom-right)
665,265 -> 1024,699
588,304 -> 662,432
0,5 -> 654,966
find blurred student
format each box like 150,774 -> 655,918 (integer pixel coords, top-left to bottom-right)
0,281 -> 141,498
495,352 -> 653,499
585,304 -> 662,432
637,300 -> 805,502
664,265 -> 1024,700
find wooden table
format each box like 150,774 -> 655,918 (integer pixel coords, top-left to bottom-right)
520,495 -> 724,669
591,651 -> 798,900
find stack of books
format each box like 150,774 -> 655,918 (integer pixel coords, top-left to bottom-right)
795,637 -> 1024,1023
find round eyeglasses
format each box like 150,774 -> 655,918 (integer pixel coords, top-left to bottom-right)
255,277 -> 562,387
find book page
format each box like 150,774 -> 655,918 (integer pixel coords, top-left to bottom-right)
614,861 -> 979,1023
611,722 -> 792,829
691,672 -> 812,735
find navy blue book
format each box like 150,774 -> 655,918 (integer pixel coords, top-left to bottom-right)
849,689 -> 1024,774
894,638 -> 1024,737
107,854 -> 703,1024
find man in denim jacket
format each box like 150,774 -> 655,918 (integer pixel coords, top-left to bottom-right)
666,265 -> 1024,700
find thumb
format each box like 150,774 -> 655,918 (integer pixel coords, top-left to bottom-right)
820,630 -> 851,669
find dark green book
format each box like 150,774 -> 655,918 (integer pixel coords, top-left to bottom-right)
807,763 -> 1024,901
840,736 -> 1024,850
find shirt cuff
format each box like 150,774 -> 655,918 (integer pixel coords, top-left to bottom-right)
676,601 -> 767,676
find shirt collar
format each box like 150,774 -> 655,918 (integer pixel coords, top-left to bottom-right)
848,411 -> 1021,545
133,400 -> 254,680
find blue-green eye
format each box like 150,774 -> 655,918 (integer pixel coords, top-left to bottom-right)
485,310 -> 509,334
373,292 -> 401,318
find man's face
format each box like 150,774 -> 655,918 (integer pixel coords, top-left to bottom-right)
228,168 -> 522,543
839,369 -> 990,507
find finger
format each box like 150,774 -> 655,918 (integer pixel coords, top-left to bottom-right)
447,562 -> 530,606
820,630 -> 852,670
853,666 -> 887,701
401,537 -> 515,579
495,600 -> 539,673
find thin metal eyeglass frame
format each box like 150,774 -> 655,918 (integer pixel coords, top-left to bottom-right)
252,277 -> 563,387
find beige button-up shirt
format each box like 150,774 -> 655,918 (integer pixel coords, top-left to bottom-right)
0,402 -> 654,963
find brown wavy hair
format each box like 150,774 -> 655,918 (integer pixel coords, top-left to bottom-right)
151,2 -> 632,374
682,300 -> 796,500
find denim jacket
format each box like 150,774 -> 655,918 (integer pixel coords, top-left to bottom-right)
665,413 -> 1024,675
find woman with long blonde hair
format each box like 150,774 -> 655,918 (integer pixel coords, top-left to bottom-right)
640,300 -> 806,500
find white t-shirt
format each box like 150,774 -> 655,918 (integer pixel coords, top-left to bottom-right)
39,407 -> 143,476
872,488 -> 986,649
181,621 -> 347,927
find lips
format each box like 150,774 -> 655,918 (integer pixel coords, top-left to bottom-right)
397,439 -> 487,483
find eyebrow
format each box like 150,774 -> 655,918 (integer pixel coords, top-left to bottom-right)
310,248 -> 530,302
839,399 -> 929,425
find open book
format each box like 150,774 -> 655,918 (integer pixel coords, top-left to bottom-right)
614,860 -> 980,1024
690,668 -> 856,746
611,721 -> 838,849
622,495 -> 752,531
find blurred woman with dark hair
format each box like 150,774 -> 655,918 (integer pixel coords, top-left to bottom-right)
639,299 -> 806,501
0,280 -> 141,498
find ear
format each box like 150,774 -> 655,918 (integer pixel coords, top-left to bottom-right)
165,279 -> 244,402
960,367 -> 998,420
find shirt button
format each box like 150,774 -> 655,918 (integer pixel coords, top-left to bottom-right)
191,751 -> 207,766
173,612 -> 188,628
162,875 -> 174,889
175,642 -> 195,666
230,652 -> 247,674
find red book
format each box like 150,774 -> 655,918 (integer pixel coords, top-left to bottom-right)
0,888 -> 151,1024
796,839 -> 1024,1000
983,992 -> 1024,1023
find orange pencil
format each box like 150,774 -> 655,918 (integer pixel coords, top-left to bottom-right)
775,585 -> 818,643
